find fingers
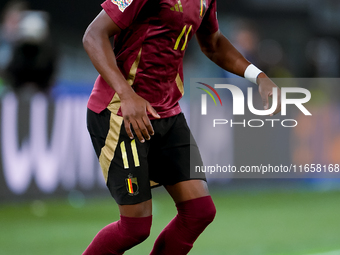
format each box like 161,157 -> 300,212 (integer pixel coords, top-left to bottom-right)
131,120 -> 147,143
121,96 -> 157,143
142,115 -> 155,137
147,103 -> 160,119
259,81 -> 282,116
260,90 -> 270,111
124,117 -> 134,139
268,87 -> 281,116
262,95 -> 269,111
273,89 -> 281,115
124,115 -> 155,143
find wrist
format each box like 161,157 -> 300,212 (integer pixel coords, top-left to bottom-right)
244,64 -> 263,85
117,86 -> 136,101
256,72 -> 267,85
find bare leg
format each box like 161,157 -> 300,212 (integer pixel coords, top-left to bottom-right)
118,199 -> 152,217
164,179 -> 210,203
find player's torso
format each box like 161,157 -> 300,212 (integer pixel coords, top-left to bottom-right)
115,0 -> 212,78
112,0 -> 213,117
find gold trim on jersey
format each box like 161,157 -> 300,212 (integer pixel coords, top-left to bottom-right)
127,47 -> 142,86
107,92 -> 121,114
175,73 -> 184,95
99,113 -> 124,182
107,47 -> 142,113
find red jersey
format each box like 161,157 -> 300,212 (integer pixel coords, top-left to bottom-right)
87,0 -> 219,118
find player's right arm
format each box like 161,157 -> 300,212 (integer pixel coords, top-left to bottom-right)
195,0 -> 280,115
83,10 -> 159,143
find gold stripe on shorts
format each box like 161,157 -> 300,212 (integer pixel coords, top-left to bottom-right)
99,113 -> 123,182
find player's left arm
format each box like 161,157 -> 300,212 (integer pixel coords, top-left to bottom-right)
196,30 -> 281,115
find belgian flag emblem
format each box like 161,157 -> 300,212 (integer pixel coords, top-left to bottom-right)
200,0 -> 207,18
126,174 -> 139,196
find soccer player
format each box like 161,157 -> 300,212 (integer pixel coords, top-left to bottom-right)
82,0 -> 281,254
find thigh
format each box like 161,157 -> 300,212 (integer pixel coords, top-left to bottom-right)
118,199 -> 152,217
165,180 -> 210,204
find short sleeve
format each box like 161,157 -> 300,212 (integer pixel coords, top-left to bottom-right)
101,0 -> 149,30
197,0 -> 219,35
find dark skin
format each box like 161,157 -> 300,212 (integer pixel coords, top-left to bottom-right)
83,10 -> 281,217
196,30 -> 281,114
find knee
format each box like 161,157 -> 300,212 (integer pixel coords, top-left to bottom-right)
120,215 -> 152,243
173,196 -> 216,243
195,196 -> 216,225
177,195 -> 216,225
202,199 -> 216,224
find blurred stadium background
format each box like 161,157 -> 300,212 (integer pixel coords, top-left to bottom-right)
0,0 -> 340,254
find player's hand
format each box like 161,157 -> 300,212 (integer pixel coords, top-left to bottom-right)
257,73 -> 281,116
120,92 -> 160,143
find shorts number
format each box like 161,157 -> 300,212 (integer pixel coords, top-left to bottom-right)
120,140 -> 140,169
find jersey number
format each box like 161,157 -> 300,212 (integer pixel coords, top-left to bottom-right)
120,140 -> 140,169
174,25 -> 193,51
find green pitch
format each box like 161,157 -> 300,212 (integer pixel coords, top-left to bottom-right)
0,189 -> 340,255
